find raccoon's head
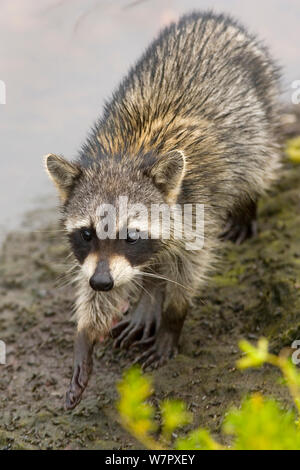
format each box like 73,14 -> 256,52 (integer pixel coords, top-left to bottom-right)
45,150 -> 185,292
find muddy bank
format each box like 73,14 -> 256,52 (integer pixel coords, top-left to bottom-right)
0,111 -> 300,450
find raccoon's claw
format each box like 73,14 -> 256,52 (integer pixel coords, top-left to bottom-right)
65,360 -> 92,410
220,201 -> 257,245
131,336 -> 155,349
220,219 -> 257,245
112,287 -> 163,351
112,314 -> 156,350
134,330 -> 178,370
114,323 -> 145,349
111,319 -> 130,338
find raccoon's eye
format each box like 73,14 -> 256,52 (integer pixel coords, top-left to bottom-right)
81,228 -> 93,242
126,230 -> 139,244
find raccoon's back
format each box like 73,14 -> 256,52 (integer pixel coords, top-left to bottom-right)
81,11 -> 280,175
104,11 -> 279,129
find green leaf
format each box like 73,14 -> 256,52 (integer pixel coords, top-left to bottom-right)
117,366 -> 157,435
224,394 -> 300,450
161,400 -> 192,438
282,359 -> 300,388
286,137 -> 300,164
237,338 -> 269,369
175,429 -> 222,450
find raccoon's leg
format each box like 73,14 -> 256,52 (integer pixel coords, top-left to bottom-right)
220,199 -> 257,245
111,284 -> 164,350
134,289 -> 188,370
65,327 -> 96,410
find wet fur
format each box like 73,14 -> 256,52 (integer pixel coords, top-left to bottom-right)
47,11 -> 281,361
64,11 -> 281,335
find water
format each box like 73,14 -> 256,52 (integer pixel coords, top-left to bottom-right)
0,0 -> 299,239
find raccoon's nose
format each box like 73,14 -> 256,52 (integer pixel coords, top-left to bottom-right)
89,272 -> 114,292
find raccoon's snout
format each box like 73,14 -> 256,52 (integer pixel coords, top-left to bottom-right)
83,254 -> 135,290
89,271 -> 114,292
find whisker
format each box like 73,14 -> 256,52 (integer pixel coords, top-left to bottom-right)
132,277 -> 154,301
135,272 -> 193,293
16,229 -> 67,234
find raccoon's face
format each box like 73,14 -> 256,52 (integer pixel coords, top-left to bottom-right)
45,150 -> 185,291
67,225 -> 158,291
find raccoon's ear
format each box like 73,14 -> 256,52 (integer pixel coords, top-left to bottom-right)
146,150 -> 186,203
45,153 -> 81,202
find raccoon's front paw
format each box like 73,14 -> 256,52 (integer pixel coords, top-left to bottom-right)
220,201 -> 257,245
220,218 -> 257,245
65,359 -> 93,410
111,306 -> 160,350
111,315 -> 156,350
134,329 -> 179,370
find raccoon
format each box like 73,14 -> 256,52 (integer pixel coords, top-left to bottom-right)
45,11 -> 281,410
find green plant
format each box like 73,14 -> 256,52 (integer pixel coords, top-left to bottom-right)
286,136 -> 300,164
117,338 -> 300,450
